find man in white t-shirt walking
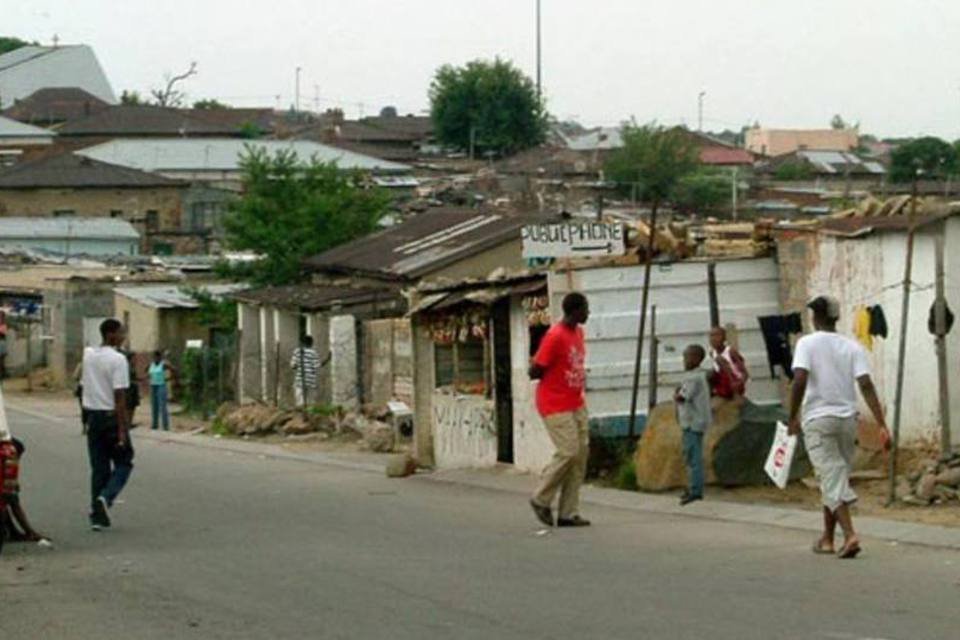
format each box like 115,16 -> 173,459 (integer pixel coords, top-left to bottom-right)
788,295 -> 890,559
81,318 -> 133,531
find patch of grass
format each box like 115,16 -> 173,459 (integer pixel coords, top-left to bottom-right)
613,457 -> 638,491
306,403 -> 340,418
209,418 -> 231,437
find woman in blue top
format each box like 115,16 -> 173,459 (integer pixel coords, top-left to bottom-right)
148,351 -> 175,431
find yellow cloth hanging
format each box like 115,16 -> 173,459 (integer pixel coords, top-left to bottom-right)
853,306 -> 873,351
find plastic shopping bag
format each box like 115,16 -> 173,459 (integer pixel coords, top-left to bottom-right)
764,421 -> 797,490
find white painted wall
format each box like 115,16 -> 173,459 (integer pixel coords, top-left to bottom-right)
809,221 -> 960,445
329,314 -> 358,409
510,295 -> 554,473
432,392 -> 498,468
548,258 -> 782,431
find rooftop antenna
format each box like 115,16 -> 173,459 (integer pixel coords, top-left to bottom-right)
536,0 -> 542,101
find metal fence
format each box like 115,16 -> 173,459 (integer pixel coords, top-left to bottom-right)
174,344 -> 238,419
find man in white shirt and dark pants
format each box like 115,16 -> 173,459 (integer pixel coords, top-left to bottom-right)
788,295 -> 890,559
82,318 -> 133,531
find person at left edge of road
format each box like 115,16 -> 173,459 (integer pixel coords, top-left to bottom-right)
529,292 -> 591,528
82,318 -> 134,532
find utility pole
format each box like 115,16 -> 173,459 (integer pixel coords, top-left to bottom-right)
628,200 -> 660,438
295,66 -> 302,114
934,222 -> 951,457
731,167 -> 739,220
536,0 -> 542,101
698,91 -> 706,132
887,174 -> 919,505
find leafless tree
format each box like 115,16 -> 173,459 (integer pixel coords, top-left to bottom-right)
151,61 -> 198,108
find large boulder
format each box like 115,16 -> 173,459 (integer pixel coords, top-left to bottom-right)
363,421 -> 397,453
634,397 -> 811,491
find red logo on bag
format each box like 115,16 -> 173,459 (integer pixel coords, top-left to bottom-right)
773,447 -> 786,468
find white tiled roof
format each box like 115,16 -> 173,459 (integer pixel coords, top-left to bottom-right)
77,138 -> 411,173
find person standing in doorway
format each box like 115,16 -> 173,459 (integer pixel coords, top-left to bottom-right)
82,319 -> 134,532
148,350 -> 175,431
789,295 -> 890,559
290,336 -> 321,408
529,292 -> 591,528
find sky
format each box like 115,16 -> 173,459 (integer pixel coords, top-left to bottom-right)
5,0 -> 960,138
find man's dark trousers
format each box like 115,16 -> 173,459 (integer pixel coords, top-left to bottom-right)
86,410 -> 134,509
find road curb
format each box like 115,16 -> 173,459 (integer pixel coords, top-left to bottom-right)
10,401 -> 960,552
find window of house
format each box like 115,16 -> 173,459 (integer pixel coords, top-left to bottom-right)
190,201 -> 226,232
434,339 -> 486,394
146,210 -> 160,232
152,242 -> 174,256
110,209 -> 123,218
53,209 -> 76,217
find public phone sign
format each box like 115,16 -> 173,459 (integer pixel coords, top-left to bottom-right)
521,221 -> 626,259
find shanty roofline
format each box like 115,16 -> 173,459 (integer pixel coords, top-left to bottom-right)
114,283 -> 248,309
229,284 -> 397,312
304,209 -> 548,281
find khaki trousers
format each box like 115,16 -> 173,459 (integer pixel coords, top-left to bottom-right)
532,407 -> 589,519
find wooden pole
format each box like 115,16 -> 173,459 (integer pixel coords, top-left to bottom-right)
707,262 -> 719,328
25,320 -> 32,393
934,223 -> 951,457
628,200 -> 659,438
273,341 -> 281,407
647,305 -> 658,411
887,183 -> 918,505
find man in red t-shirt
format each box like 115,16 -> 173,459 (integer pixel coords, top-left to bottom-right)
529,292 -> 591,528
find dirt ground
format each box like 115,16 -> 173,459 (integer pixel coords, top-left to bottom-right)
705,439 -> 960,528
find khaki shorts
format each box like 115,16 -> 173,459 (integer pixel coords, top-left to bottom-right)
803,415 -> 858,512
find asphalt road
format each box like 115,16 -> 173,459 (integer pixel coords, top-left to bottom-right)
2,407 -> 959,640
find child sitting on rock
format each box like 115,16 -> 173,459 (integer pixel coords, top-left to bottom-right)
673,345 -> 712,506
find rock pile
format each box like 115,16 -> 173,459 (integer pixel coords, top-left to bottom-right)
898,453 -> 960,505
213,403 -> 337,437
211,404 -> 399,454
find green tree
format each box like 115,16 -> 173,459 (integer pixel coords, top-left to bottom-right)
222,147 -> 390,286
429,58 -> 547,156
120,90 -> 145,105
0,36 -> 35,55
193,98 -> 230,110
889,136 -> 958,183
672,169 -> 731,213
830,114 -> 847,130
604,123 -> 701,204
774,160 -> 814,181
182,286 -> 237,330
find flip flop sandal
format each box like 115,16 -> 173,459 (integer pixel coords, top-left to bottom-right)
837,542 -> 861,559
812,540 -> 834,555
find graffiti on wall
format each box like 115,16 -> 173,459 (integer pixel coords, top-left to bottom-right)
432,392 -> 497,468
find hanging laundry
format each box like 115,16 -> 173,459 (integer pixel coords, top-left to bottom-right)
868,305 -> 888,338
927,301 -> 956,336
853,306 -> 873,351
757,314 -> 801,380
